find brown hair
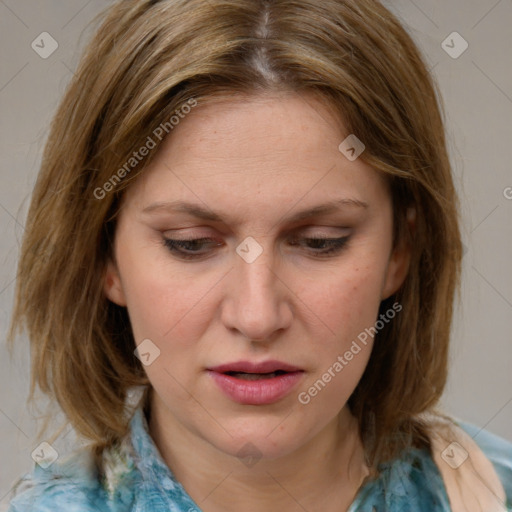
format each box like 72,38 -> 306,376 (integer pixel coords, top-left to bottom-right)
8,0 -> 462,469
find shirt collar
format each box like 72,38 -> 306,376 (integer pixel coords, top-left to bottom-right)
122,406 -> 202,511
124,405 -> 449,512
128,406 -> 173,477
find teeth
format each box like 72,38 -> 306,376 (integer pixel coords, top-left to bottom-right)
230,371 -> 281,380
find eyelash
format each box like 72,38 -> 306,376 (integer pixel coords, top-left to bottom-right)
162,236 -> 350,260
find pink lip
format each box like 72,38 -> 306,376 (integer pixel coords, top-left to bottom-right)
207,360 -> 304,405
209,360 -> 302,374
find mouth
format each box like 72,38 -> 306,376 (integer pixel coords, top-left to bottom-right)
208,360 -> 303,374
207,361 -> 304,405
222,370 -> 292,381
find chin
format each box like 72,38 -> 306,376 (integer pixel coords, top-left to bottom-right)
201,414 -> 315,463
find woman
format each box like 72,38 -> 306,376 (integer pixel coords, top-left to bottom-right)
7,0 -> 512,510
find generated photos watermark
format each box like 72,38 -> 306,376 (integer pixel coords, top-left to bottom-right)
298,301 -> 402,405
94,98 -> 198,200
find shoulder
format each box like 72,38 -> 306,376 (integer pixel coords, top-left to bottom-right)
456,420 -> 512,506
7,447 -> 113,512
351,414 -> 512,512
424,412 -> 512,512
7,406 -> 200,512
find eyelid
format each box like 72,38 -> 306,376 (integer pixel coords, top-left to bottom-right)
162,225 -> 351,238
160,227 -> 351,249
295,225 -> 352,236
162,233 -> 351,261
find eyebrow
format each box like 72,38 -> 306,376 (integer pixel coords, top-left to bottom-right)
141,198 -> 368,224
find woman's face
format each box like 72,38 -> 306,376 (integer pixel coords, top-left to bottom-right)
104,92 -> 410,461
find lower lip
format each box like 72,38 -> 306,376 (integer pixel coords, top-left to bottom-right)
208,371 -> 304,405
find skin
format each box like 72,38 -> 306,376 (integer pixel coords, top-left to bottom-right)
104,92 -> 412,512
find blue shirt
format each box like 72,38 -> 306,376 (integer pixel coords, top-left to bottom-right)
7,408 -> 512,511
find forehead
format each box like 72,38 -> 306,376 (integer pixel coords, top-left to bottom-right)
160,92 -> 345,166
121,92 -> 389,220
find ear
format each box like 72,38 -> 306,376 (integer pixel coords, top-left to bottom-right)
381,207 -> 415,300
103,258 -> 127,306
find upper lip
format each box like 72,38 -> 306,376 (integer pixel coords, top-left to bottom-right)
208,360 -> 303,374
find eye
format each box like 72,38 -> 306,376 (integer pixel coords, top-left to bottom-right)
288,236 -> 350,257
162,237 -> 221,260
163,235 -> 350,260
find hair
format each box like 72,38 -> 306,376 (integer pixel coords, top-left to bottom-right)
9,0 -> 462,472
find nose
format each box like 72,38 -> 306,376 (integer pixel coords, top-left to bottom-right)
220,243 -> 293,342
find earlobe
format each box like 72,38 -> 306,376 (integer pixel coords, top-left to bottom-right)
103,259 -> 127,306
381,207 -> 416,300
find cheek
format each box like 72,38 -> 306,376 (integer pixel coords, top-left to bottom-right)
294,267 -> 383,413
120,264 -> 213,402
298,260 -> 387,345
117,250 -> 210,345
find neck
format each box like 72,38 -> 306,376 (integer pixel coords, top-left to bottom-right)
147,394 -> 370,512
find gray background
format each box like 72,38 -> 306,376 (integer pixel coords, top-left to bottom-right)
1,0 -> 511,507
